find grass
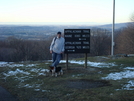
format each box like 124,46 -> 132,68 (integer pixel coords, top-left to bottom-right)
107,57 -> 134,66
0,56 -> 134,101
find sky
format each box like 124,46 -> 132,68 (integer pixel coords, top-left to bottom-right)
0,0 -> 134,25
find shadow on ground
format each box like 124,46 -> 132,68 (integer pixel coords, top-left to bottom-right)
65,79 -> 111,89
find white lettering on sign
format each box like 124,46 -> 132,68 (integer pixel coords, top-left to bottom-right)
65,46 -> 75,49
83,30 -> 90,33
65,42 -> 81,44
76,46 -> 81,49
65,30 -> 71,33
75,35 -> 81,37
65,30 -> 81,33
82,34 -> 90,37
65,42 -> 72,44
75,42 -> 81,44
83,41 -> 89,44
64,29 -> 90,53
67,50 -> 75,52
79,38 -> 86,40
73,30 -> 81,33
65,35 -> 72,37
83,46 -> 90,49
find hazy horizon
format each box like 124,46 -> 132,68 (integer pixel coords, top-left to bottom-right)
0,21 -> 131,26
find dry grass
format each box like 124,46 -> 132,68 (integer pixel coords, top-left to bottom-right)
0,57 -> 134,101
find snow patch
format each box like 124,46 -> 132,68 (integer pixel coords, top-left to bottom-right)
60,60 -> 117,68
3,69 -> 30,77
1,60 -> 134,90
0,62 -> 37,68
124,67 -> 134,70
102,70 -> 134,80
122,80 -> 134,90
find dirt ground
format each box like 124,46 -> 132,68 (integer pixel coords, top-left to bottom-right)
60,66 -> 111,89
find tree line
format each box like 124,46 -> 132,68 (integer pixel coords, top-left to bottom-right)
0,36 -> 52,62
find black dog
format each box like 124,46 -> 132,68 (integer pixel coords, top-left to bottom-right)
49,66 -> 63,77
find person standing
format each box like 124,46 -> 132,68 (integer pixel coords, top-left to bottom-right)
49,31 -> 65,69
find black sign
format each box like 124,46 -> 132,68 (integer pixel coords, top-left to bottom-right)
64,29 -> 90,53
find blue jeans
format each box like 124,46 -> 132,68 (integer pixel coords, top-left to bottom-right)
51,52 -> 62,67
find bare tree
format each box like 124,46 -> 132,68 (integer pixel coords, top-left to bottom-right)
115,12 -> 134,54
90,28 -> 111,56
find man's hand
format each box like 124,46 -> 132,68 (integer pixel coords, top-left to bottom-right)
50,50 -> 53,54
61,51 -> 64,54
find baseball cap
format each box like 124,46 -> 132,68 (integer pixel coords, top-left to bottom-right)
57,32 -> 61,34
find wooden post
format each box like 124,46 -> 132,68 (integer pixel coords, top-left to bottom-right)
66,53 -> 69,69
85,53 -> 87,68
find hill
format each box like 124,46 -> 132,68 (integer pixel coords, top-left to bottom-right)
96,22 -> 131,30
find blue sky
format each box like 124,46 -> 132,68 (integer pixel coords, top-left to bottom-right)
0,0 -> 134,25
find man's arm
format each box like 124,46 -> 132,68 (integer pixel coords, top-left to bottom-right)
49,38 -> 55,53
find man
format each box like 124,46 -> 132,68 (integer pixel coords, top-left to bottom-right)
49,31 -> 65,69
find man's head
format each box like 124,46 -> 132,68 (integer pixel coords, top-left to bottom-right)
57,31 -> 61,38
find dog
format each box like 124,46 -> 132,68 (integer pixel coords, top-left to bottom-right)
49,66 -> 63,77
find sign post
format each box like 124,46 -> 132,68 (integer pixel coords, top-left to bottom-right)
66,53 -> 69,69
64,29 -> 90,68
85,53 -> 88,68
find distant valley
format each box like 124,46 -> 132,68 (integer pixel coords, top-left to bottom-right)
0,22 -> 130,40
